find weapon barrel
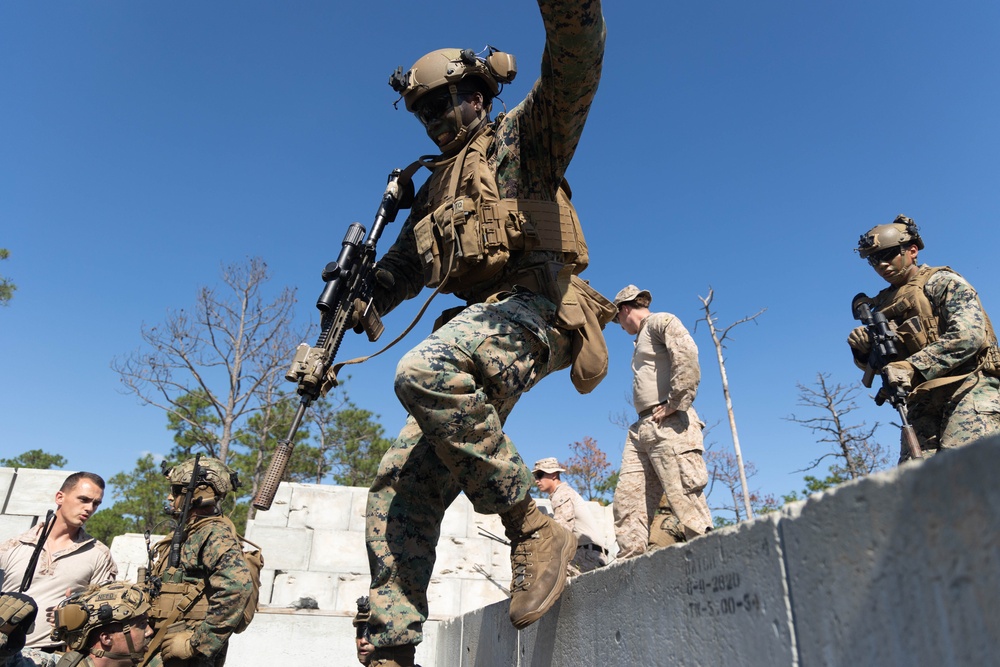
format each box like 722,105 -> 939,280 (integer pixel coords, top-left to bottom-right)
252,401 -> 309,511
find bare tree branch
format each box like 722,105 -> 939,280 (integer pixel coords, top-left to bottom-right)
785,372 -> 891,480
112,257 -> 301,462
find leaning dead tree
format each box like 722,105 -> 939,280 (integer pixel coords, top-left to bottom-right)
785,372 -> 891,479
697,287 -> 766,521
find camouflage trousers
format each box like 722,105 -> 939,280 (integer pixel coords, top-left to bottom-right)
365,291 -> 572,649
903,371 -> 1000,463
3,648 -> 56,667
613,408 -> 712,559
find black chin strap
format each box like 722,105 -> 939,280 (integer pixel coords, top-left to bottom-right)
89,621 -> 145,664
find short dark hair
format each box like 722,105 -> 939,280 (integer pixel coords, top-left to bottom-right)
60,472 -> 106,493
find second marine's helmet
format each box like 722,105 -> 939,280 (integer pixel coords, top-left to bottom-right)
164,456 -> 239,504
51,582 -> 150,655
857,214 -> 925,259
389,47 -> 517,113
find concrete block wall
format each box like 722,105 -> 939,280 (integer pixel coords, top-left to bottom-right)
0,467 -> 71,543
244,482 -> 531,619
434,436 -> 1000,666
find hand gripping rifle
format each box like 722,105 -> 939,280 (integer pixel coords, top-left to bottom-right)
252,170 -> 413,511
852,294 -> 923,460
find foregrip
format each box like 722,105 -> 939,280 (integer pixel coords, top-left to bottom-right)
253,442 -> 292,511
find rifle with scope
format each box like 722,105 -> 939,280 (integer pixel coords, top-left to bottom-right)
851,293 -> 923,460
252,169 -> 413,511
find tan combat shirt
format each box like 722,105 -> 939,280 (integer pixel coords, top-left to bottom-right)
0,524 -> 117,649
549,483 -> 607,552
631,312 -> 700,415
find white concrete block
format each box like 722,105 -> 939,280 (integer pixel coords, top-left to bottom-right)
0,468 -> 16,513
226,609 -> 354,665
109,533 -> 164,577
426,576 -> 462,620
0,514 -> 34,543
440,492 -> 470,538
347,487 -> 368,533
527,515 -> 795,666
459,577 -> 509,615
287,484 -> 354,531
258,568 -> 275,606
333,574 -> 372,614
432,535 -> 492,579
269,570 -> 340,609
248,526 -> 313,571
781,436 -> 1000,667
247,482 -> 292,527
439,602 -> 520,667
5,468 -> 67,516
307,529 -> 368,574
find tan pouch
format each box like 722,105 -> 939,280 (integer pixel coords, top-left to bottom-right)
558,276 -> 616,394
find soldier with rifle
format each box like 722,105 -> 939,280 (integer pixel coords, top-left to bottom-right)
0,473 -> 116,666
252,0 -> 612,664
849,215 -> 1000,462
142,457 -> 252,667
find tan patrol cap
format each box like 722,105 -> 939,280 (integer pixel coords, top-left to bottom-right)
532,457 -> 566,474
613,285 -> 652,308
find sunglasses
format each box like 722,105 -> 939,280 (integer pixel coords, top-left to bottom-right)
866,246 -> 902,267
533,472 -> 545,480
414,92 -> 455,125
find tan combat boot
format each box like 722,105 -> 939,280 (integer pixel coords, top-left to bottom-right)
501,496 -> 577,629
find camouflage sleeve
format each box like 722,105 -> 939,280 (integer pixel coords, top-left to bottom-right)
908,270 -> 990,380
550,485 -> 576,533
371,183 -> 431,317
496,0 -> 606,197
650,313 -> 701,414
189,524 -> 252,659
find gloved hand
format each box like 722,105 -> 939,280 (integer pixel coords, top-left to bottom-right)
348,298 -> 367,334
847,326 -> 871,356
161,630 -> 196,661
884,361 -> 918,391
0,592 -> 38,653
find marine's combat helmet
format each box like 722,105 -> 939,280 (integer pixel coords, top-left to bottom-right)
857,214 -> 925,259
389,47 -> 517,113
51,582 -> 150,655
164,456 -> 239,509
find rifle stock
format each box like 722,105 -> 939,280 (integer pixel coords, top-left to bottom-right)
252,170 -> 411,511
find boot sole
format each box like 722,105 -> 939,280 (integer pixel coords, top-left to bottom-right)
511,530 -> 578,629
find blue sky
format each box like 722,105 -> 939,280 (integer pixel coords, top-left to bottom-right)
3,1 -> 999,516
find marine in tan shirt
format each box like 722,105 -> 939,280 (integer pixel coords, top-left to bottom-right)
531,458 -> 608,575
610,285 -> 713,559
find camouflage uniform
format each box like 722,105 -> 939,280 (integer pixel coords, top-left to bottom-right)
143,517 -> 252,667
614,312 -> 713,559
365,0 -> 605,649
869,266 -> 1000,461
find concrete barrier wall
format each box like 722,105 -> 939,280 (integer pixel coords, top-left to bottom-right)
0,467 -> 70,544
434,436 -> 1000,666
24,438 -> 998,665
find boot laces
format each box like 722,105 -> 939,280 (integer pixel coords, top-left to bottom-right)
509,533 -> 537,592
